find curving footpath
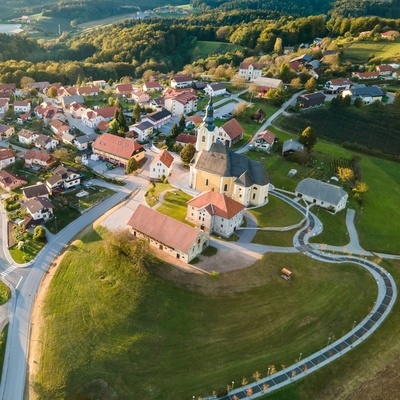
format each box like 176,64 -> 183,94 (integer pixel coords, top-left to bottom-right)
217,191 -> 397,400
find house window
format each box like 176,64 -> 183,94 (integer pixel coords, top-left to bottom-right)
223,184 -> 228,191
202,136 -> 205,142
205,179 -> 209,186
252,193 -> 256,199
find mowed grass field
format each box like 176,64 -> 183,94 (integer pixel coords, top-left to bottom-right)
264,259 -> 400,400
342,39 -> 400,63
34,228 -> 376,400
196,41 -> 243,58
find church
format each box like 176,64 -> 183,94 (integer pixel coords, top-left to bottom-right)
189,98 -> 270,207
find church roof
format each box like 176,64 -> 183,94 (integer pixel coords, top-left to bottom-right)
193,140 -> 270,187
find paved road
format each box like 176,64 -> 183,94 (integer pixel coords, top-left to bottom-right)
216,191 -> 397,400
0,184 -> 131,400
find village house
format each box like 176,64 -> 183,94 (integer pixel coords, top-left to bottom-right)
176,133 -> 197,146
238,62 -> 263,81
251,108 -> 266,123
81,106 -> 117,129
297,92 -> 326,109
50,119 -> 70,136
163,88 -> 198,115
34,134 -> 59,151
61,95 -> 85,108
381,30 -> 400,40
186,190 -> 245,238
170,74 -> 193,89
131,90 -> 151,104
341,86 -> 384,104
22,182 -> 50,200
127,204 -> 209,263
27,81 -> 50,92
191,98 -> 270,207
23,149 -> 53,169
92,133 -> 145,167
0,84 -> 15,97
149,149 -> 174,181
115,84 -> 134,96
324,78 -> 352,94
76,86 -> 99,96
0,170 -> 27,191
17,112 -> 31,124
129,121 -> 154,142
46,165 -> 81,192
141,109 -> 172,129
295,178 -> 348,214
0,149 -> 15,169
0,124 -> 14,140
73,133 -> 98,151
18,129 -> 39,146
143,81 -> 162,92
217,118 -> 244,147
34,101 -> 57,119
352,71 -> 380,80
250,130 -> 276,152
70,101 -> 87,119
13,100 -> 31,113
24,196 -> 54,223
0,98 -> 10,114
204,83 -> 227,97
253,77 -> 284,94
282,139 -> 304,156
376,64 -> 396,78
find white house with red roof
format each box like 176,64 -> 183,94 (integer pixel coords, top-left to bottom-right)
217,118 -> 244,147
131,90 -> 150,104
0,98 -> 10,114
250,130 -> 276,152
0,149 -> 15,169
352,71 -> 379,80
70,101 -> 87,119
143,81 -> 162,92
13,100 -> 31,113
381,30 -> 400,40
17,112 -> 31,124
0,170 -> 27,191
82,106 -> 117,129
239,62 -> 263,81
92,133 -> 145,167
376,64 -> 396,77
127,204 -> 209,263
163,88 -> 198,115
176,133 -> 196,146
186,190 -> 245,238
23,150 -> 53,169
50,119 -> 70,136
170,74 -> 193,89
0,124 -> 14,139
115,84 -> 134,96
324,78 -> 352,93
76,86 -> 99,96
18,129 -> 39,145
34,101 -> 57,119
149,149 -> 174,181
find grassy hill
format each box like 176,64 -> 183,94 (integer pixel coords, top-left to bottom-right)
33,228 -> 375,399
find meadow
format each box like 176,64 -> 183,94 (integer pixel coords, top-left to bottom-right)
341,39 -> 400,64
33,228 -> 376,400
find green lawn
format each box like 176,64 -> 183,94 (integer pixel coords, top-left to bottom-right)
34,228 -> 376,400
0,283 -> 10,305
156,189 -> 193,224
195,41 -> 243,59
342,39 -> 400,64
252,229 -> 296,247
263,258 -> 400,400
9,236 -> 45,264
250,195 -> 303,228
145,182 -> 172,207
308,208 -> 348,247
45,206 -> 81,235
0,325 -> 9,380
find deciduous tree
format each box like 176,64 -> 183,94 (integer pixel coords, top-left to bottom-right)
180,143 -> 196,166
299,126 -> 317,151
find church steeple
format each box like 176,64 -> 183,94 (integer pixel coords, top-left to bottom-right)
203,96 -> 215,131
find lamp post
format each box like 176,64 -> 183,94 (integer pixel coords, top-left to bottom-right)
54,216 -> 58,234
299,352 -> 302,362
352,320 -> 357,330
267,366 -> 271,376
327,336 -> 331,347
232,381 -> 234,390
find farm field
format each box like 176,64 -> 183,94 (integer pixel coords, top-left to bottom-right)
195,41 -> 243,59
342,39 -> 400,64
33,227 -> 376,400
275,105 -> 400,156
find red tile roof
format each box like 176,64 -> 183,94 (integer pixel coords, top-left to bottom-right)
176,133 -> 196,144
97,106 -> 117,119
0,149 -> 15,161
220,118 -> 244,140
152,149 -> 174,168
92,133 -> 144,160
254,130 -> 276,145
240,62 -> 263,70
172,74 -> 192,83
127,204 -> 203,254
187,190 -> 245,219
